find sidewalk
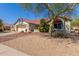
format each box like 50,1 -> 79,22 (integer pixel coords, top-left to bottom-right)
0,44 -> 27,56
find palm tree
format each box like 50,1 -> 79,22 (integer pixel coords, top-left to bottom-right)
20,3 -> 78,37
0,19 -> 4,32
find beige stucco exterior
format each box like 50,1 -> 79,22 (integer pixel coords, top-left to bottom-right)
14,21 -> 30,32
13,20 -> 39,32
65,21 -> 71,33
12,18 -> 71,33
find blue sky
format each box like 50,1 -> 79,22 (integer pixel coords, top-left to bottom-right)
0,3 -> 79,24
0,3 -> 47,24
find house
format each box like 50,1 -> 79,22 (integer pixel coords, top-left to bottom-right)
12,18 -> 42,32
12,17 -> 71,33
52,16 -> 71,33
0,23 -> 11,32
4,23 -> 12,31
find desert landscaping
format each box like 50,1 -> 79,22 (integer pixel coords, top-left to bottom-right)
0,32 -> 79,56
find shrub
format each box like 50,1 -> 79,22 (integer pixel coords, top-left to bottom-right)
39,19 -> 49,32
71,18 -> 79,27
52,30 -> 70,38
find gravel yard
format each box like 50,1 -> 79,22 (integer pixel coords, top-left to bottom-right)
1,32 -> 79,56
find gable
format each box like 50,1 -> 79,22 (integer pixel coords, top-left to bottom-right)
14,18 -> 29,26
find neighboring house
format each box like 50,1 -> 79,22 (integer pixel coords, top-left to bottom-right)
0,23 -> 11,32
12,17 -> 71,33
12,18 -> 41,32
4,23 -> 11,31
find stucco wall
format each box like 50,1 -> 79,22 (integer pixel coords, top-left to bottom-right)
14,21 -> 30,32
59,18 -> 71,33
65,21 -> 71,33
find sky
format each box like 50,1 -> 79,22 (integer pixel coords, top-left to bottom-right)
0,3 -> 47,24
0,3 -> 79,24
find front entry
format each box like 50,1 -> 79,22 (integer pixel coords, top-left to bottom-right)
53,19 -> 63,29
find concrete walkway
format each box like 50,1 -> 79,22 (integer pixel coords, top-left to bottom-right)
0,44 -> 27,56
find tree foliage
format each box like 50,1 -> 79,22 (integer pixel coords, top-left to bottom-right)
39,19 -> 49,32
0,19 -> 3,28
20,3 -> 78,17
0,19 -> 4,31
71,18 -> 79,27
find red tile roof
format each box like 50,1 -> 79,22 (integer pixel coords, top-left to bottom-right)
23,19 -> 40,24
18,18 -> 49,25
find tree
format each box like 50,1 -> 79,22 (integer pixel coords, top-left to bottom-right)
20,3 -> 78,37
0,19 -> 4,32
71,18 -> 79,27
39,19 -> 49,32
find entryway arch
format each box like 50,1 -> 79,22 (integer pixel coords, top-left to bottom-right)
53,18 -> 63,29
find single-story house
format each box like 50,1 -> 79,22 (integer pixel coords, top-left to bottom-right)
52,16 -> 71,33
12,17 -> 71,33
12,18 -> 48,32
4,23 -> 12,31
0,23 -> 11,32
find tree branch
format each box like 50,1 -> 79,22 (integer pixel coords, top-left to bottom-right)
44,3 -> 55,19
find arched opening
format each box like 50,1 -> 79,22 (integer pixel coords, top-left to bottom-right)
53,19 -> 63,29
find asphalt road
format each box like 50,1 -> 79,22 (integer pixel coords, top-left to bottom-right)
0,32 -> 17,36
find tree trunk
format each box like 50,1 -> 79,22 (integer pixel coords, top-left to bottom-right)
49,19 -> 54,37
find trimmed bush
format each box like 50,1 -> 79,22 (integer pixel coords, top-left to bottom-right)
39,19 -> 49,32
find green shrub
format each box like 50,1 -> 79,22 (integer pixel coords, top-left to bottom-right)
71,18 -> 79,27
39,19 -> 49,32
